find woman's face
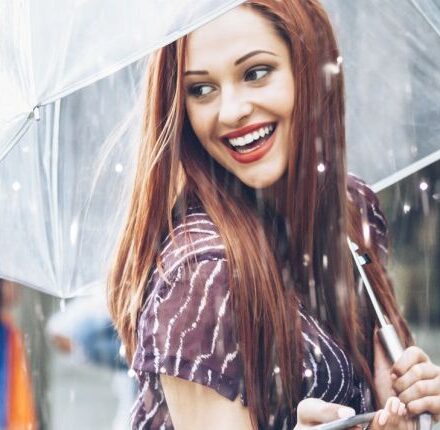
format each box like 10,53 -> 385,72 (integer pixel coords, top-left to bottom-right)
184,6 -> 294,189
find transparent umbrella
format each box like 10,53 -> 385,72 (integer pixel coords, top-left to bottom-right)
0,0 -> 244,297
0,0 -> 439,298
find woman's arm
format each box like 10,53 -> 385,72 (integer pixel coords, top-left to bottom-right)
161,374 -> 409,430
160,374 -> 254,430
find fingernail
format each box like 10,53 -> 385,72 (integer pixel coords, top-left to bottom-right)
378,411 -> 389,426
391,399 -> 400,414
338,407 -> 355,419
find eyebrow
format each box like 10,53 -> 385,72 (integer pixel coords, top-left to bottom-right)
184,49 -> 277,76
234,49 -> 277,65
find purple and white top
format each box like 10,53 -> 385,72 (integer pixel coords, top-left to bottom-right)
130,175 -> 387,429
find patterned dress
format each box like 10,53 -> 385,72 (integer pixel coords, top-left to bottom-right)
130,175 -> 388,429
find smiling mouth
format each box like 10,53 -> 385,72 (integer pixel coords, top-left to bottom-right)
222,123 -> 276,154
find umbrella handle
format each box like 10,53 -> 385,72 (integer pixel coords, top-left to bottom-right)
378,325 -> 432,430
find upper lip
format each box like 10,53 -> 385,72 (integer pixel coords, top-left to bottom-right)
220,122 -> 275,140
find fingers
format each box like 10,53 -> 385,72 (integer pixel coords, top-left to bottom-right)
389,350 -> 440,416
392,347 -> 430,378
370,397 -> 407,430
296,398 -> 355,426
406,395 -> 440,416
398,376 -> 440,405
392,362 -> 439,394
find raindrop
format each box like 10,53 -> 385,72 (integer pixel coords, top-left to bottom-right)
303,254 -> 310,266
420,181 -> 428,191
403,203 -> 411,214
273,365 -> 280,375
324,62 -> 341,75
304,368 -> 313,378
119,344 -> 126,358
322,254 -> 328,269
60,299 -> 66,313
323,59 -> 341,89
362,220 -> 371,246
313,345 -> 322,363
128,368 -> 136,378
34,302 -> 44,321
70,219 -> 79,246
313,346 -> 322,358
433,193 -> 440,201
317,163 -> 326,173
69,389 -> 76,403
269,415 -> 275,426
22,146 -> 29,153
315,137 -> 323,153
12,181 -> 21,191
115,163 -> 123,173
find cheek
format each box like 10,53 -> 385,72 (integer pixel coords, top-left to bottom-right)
185,101 -> 215,147
266,72 -> 295,117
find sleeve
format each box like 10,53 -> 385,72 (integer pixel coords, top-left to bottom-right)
347,174 -> 389,266
132,256 -> 243,401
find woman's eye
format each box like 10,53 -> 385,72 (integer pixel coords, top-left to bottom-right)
244,66 -> 272,82
188,84 -> 214,98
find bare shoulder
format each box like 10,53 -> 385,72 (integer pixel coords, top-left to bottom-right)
160,374 -> 253,430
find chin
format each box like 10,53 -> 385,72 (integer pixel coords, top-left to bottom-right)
245,167 -> 287,189
241,175 -> 280,190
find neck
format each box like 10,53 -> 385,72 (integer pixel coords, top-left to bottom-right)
256,172 -> 288,219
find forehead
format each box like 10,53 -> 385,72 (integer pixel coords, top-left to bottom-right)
185,6 -> 282,68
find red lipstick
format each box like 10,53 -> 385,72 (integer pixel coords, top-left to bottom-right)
220,122 -> 275,140
224,124 -> 276,164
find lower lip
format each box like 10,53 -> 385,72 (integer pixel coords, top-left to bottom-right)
225,129 -> 276,164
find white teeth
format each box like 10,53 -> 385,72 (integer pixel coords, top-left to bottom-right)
244,134 -> 253,144
227,124 -> 274,147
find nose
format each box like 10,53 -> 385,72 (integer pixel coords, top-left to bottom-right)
218,87 -> 253,126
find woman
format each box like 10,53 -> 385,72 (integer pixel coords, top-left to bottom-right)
108,1 -> 440,429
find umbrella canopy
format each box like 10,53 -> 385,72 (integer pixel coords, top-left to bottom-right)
0,0 -> 439,297
323,0 -> 440,191
0,0 -> 245,296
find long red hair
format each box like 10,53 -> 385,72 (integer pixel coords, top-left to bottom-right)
108,1 -> 412,428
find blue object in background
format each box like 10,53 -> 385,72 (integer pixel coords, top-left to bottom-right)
75,316 -> 127,370
0,321 -> 9,428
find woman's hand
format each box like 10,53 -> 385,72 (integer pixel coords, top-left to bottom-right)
294,398 -> 357,429
391,346 -> 440,421
294,397 -> 406,430
370,397 -> 408,430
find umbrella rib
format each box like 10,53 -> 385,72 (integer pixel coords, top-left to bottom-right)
371,146 -> 440,192
408,0 -> 440,39
39,0 -> 246,108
